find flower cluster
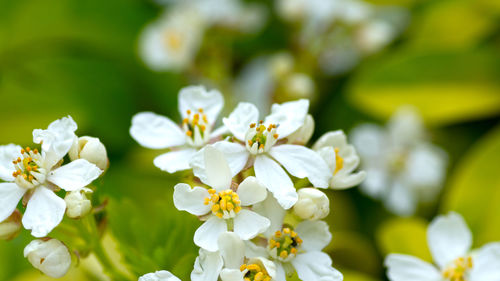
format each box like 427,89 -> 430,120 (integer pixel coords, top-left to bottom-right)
0,116 -> 109,278
133,86 -> 366,280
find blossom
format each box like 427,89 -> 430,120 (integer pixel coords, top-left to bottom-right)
24,238 -> 72,278
191,99 -> 331,209
139,271 -> 181,281
313,130 -> 366,189
0,116 -> 102,237
247,196 -> 343,281
173,146 -> 270,252
64,190 -> 92,219
350,107 -> 447,216
130,86 -> 224,174
69,136 -> 109,171
385,212 -> 500,281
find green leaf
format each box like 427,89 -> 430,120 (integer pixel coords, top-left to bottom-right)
441,125 -> 500,246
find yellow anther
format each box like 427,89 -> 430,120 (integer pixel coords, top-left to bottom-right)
202,115 -> 208,123
28,175 -> 33,181
26,166 -> 32,172
240,264 -> 247,271
254,272 -> 264,281
208,189 -> 216,194
187,109 -> 191,115
234,206 -> 242,213
183,118 -> 189,124
204,198 -> 210,205
291,231 -> 297,238
198,108 -> 204,113
296,237 -> 303,244
273,134 -> 279,139
216,212 -> 223,218
259,120 -> 263,124
269,239 -> 276,248
200,125 -> 206,132
17,157 -> 21,163
275,231 -> 282,238
227,202 -> 234,211
220,199 -> 227,210
259,144 -> 264,150
248,140 -> 253,146
275,242 -> 280,248
334,147 -> 344,174
212,204 -> 220,212
258,125 -> 266,132
283,228 -> 291,234
291,248 -> 297,254
247,264 -> 261,271
20,149 -> 25,154
250,123 -> 256,128
280,250 -> 288,259
12,171 -> 17,177
33,149 -> 38,154
25,147 -> 31,152
193,113 -> 200,119
186,130 -> 192,137
211,194 -> 219,203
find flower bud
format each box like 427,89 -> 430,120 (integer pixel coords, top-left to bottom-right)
0,210 -> 22,240
24,239 -> 72,278
65,190 -> 92,219
284,73 -> 315,100
69,136 -> 109,171
287,114 -> 314,145
293,188 -> 330,220
139,270 -> 181,281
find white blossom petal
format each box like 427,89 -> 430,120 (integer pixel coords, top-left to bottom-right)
191,249 -> 224,281
275,262 -> 287,281
0,144 -> 22,182
427,212 -> 472,268
254,155 -> 297,209
291,251 -> 343,281
270,145 -> 331,188
178,86 -> 224,123
22,186 -> 66,237
331,171 -> 366,189
313,130 -> 347,151
265,99 -> 309,139
295,220 -> 332,251
220,269 -> 244,281
218,232 -> 245,269
0,182 -> 26,222
360,167 -> 389,198
287,114 -> 315,145
173,183 -> 211,216
253,195 -> 286,237
470,242 -> 500,281
130,112 -> 186,149
233,209 -> 270,240
244,241 -> 269,259
349,124 -> 386,160
47,159 -> 102,191
236,176 -> 267,206
204,146 -> 232,192
222,102 -> 259,141
194,217 -> 228,252
154,148 -> 197,173
385,180 -> 417,217
405,144 -> 447,188
385,254 -> 441,281
139,270 -> 181,281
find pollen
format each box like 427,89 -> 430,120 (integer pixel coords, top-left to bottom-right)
334,147 -> 344,174
12,147 -> 43,186
241,262 -> 271,281
182,108 -> 210,146
268,227 -> 302,261
442,256 -> 473,281
205,189 -> 242,219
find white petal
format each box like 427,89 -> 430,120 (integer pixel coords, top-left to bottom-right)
173,183 -> 211,216
332,171 -> 366,190
220,269 -> 244,281
130,112 -> 185,149
244,241 -> 269,258
191,142 -> 249,186
254,155 -> 297,209
270,145 -> 331,188
191,249 -> 224,281
291,251 -> 343,281
139,270 -> 181,281
178,85 -> 224,123
0,182 -> 26,222
233,209 -> 270,240
317,146 -> 336,172
204,146 -> 232,191
265,99 -> 309,139
22,186 -> 66,237
222,102 -> 259,141
218,232 -> 245,269
236,176 -> 267,206
286,114 -> 315,145
194,217 -> 228,252
47,159 -> 102,191
349,124 -> 386,160
154,148 -> 197,173
385,180 -> 417,217
295,220 -> 332,251
275,262 -> 287,281
312,130 -> 348,151
470,242 -> 500,281
0,144 -> 22,182
385,254 -> 441,281
427,212 -> 472,268
404,144 -> 447,188
253,195 -> 286,237
360,167 -> 389,198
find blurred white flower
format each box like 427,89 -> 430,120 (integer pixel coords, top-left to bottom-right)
249,196 -> 343,281
139,271 -> 181,281
313,130 -> 366,189
174,146 -> 270,252
24,238 -> 72,278
64,190 -> 92,219
351,107 -> 447,216
0,116 -> 102,237
130,86 -> 225,174
69,136 -> 109,171
386,212 -> 500,281
191,99 -> 332,209
293,188 -> 329,220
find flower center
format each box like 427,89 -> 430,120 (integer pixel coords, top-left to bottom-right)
204,189 -> 242,219
334,147 -> 344,174
442,256 -> 473,281
245,122 -> 279,155
183,108 -> 211,147
12,147 -> 46,189
163,30 -> 183,51
240,263 -> 272,281
267,227 -> 302,261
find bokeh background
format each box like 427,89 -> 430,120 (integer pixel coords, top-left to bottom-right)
1,0 -> 500,280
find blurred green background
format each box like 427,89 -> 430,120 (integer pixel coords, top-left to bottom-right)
1,0 -> 499,280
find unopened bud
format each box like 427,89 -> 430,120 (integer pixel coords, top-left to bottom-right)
24,238 -> 72,278
293,188 -> 329,220
284,73 -> 315,100
69,136 -> 109,171
287,114 -> 314,145
0,210 -> 22,240
139,270 -> 181,281
65,190 -> 92,219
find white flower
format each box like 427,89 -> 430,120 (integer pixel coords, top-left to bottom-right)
313,130 -> 366,189
0,116 -> 102,237
248,196 -> 343,281
173,146 -> 270,252
139,5 -> 204,72
64,190 -> 92,219
191,100 -> 332,209
385,212 -> 500,281
130,86 -> 224,174
293,188 -> 329,220
24,238 -> 72,278
350,107 -> 447,216
139,271 -> 181,281
192,232 -> 276,281
69,136 -> 109,171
